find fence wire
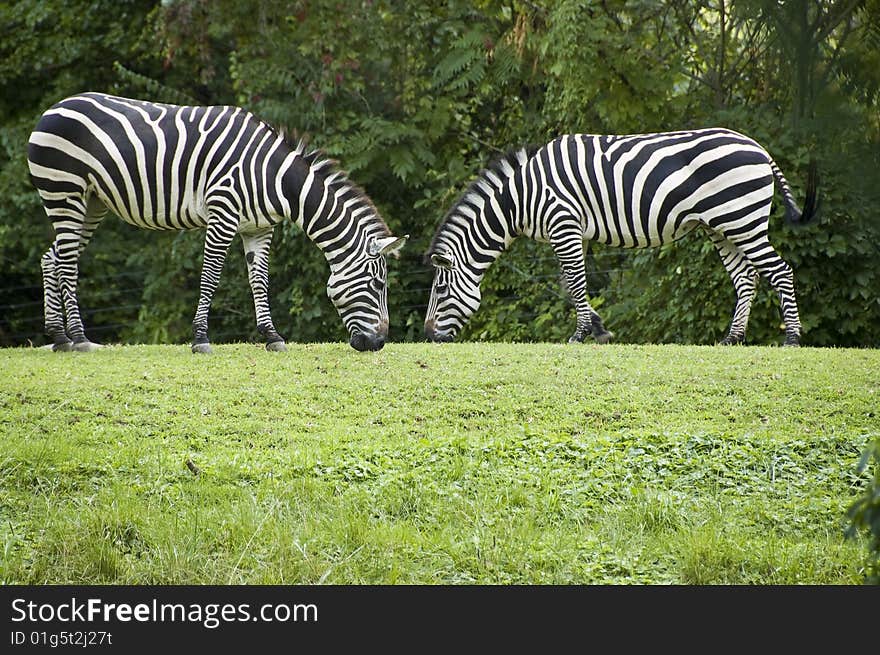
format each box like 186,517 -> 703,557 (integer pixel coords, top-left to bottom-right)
0,251 -> 635,346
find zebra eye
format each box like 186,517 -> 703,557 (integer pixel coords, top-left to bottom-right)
435,283 -> 449,296
369,278 -> 385,292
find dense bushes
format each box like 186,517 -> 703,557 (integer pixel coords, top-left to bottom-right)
1,1 -> 878,347
848,438 -> 880,584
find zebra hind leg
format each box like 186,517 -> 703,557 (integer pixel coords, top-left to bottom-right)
721,230 -> 802,347
718,269 -> 758,345
781,285 -> 802,347
757,255 -> 803,347
709,232 -> 759,346
770,261 -> 802,347
44,196 -> 105,352
567,306 -> 613,344
67,204 -> 106,352
41,247 -> 73,351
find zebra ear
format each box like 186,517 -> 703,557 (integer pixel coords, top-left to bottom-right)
430,252 -> 454,270
369,235 -> 408,259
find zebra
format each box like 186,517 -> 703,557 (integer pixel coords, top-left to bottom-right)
424,129 -> 818,346
27,92 -> 407,353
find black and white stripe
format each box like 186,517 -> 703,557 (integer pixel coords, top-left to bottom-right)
425,129 -> 818,345
28,92 -> 407,353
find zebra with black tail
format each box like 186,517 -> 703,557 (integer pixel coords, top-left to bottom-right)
28,92 -> 407,353
424,129 -> 818,346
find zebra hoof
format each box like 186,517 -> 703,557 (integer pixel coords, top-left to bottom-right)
191,343 -> 213,354
783,331 -> 801,347
52,341 -> 74,352
72,340 -> 102,352
265,340 -> 287,352
594,331 -> 614,344
567,334 -> 585,344
719,336 -> 742,346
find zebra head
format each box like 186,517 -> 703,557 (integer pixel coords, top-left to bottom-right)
424,248 -> 482,343
327,234 -> 408,351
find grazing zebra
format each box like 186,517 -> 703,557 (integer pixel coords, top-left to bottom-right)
28,92 -> 407,353
425,129 -> 818,346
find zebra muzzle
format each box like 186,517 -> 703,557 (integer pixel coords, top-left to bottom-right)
350,330 -> 386,352
424,320 -> 454,343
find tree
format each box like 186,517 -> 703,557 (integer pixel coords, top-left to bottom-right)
0,0 -> 159,345
591,0 -> 880,346
1,0 -> 878,347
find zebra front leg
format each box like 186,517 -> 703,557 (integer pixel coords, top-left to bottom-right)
568,304 -> 613,344
551,231 -> 613,344
192,221 -> 236,354
241,228 -> 286,352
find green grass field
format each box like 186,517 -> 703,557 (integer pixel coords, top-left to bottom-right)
1,342 -> 877,584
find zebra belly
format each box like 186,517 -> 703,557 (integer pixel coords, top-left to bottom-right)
89,180 -> 209,230
578,208 -> 701,248
237,217 -> 278,233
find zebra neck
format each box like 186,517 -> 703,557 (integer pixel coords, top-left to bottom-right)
454,209 -> 515,282
279,158 -> 384,265
437,181 -> 518,281
506,161 -> 549,240
302,201 -> 384,268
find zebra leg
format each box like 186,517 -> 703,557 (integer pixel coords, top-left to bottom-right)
47,195 -> 105,352
55,242 -> 91,350
708,232 -> 758,345
191,221 -> 236,354
41,246 -> 72,351
551,232 -> 613,344
241,228 -> 286,352
68,204 -> 107,351
763,256 -> 803,347
728,234 -> 803,347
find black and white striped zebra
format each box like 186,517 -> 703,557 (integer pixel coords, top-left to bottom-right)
424,129 -> 818,346
28,92 -> 407,353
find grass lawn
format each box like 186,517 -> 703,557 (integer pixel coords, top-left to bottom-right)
0,342 -> 877,584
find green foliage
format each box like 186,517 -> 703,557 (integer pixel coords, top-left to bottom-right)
847,438 -> 880,584
112,62 -> 199,105
0,0 -> 159,345
1,0 -> 878,349
461,239 -> 571,343
540,0 -> 691,133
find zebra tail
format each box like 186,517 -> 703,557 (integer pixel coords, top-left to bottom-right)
800,159 -> 820,224
772,158 -> 820,226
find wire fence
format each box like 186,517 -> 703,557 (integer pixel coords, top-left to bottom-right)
0,250 -> 636,346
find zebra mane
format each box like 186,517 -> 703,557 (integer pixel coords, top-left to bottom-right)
426,145 -> 538,260
272,124 -> 392,237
